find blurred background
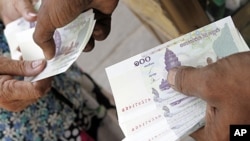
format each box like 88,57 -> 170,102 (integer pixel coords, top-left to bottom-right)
76,0 -> 249,140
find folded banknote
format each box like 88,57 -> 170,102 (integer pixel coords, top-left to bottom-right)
4,9 -> 96,82
106,16 -> 249,141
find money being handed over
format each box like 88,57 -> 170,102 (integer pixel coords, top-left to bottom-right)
4,9 -> 96,82
106,17 -> 249,141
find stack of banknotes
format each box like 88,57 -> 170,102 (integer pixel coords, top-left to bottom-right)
4,9 -> 96,82
106,17 -> 249,141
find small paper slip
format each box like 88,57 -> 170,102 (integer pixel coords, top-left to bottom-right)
4,9 -> 96,82
106,16 -> 249,141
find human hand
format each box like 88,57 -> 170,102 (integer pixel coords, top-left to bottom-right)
33,0 -> 119,59
0,0 -> 37,25
167,52 -> 250,141
0,56 -> 51,112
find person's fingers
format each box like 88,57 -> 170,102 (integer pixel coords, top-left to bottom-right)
32,0 -> 56,59
33,0 -> 89,59
90,0 -> 119,14
0,76 -> 51,100
0,57 -> 46,76
33,3 -> 56,60
168,52 -> 250,104
190,127 -> 205,141
83,37 -> 95,52
33,27 -> 56,59
167,65 -> 226,107
190,104 -> 228,141
15,99 -> 38,112
93,21 -> 111,40
93,10 -> 111,40
167,66 -> 206,98
33,0 -> 118,59
0,99 -> 37,112
14,0 -> 37,22
33,77 -> 53,95
190,105 -> 215,141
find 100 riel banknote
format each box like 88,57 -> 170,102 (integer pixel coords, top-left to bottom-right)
4,9 -> 96,82
106,16 -> 249,141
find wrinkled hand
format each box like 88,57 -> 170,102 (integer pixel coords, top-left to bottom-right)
0,57 -> 51,112
0,0 -> 37,25
34,0 -> 119,59
167,52 -> 250,141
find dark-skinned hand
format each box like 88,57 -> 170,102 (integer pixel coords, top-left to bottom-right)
33,0 -> 119,59
167,52 -> 250,141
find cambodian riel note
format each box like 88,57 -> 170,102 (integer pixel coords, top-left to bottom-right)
4,0 -> 43,60
106,16 -> 249,141
4,9 -> 96,82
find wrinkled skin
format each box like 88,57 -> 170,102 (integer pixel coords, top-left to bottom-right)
0,0 -> 119,111
33,0 -> 119,59
167,52 -> 250,141
1,0 -> 119,59
0,0 -> 51,112
0,57 -> 50,112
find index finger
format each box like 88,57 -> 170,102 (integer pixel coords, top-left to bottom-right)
33,19 -> 56,59
1,77 -> 51,100
14,0 -> 37,22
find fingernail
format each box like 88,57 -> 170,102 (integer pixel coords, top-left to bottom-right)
28,12 -> 37,17
32,60 -> 43,69
167,68 -> 178,90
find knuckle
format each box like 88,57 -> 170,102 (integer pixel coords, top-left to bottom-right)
33,31 -> 41,45
33,29 -> 47,47
8,60 -> 28,75
0,76 -> 14,102
19,61 -> 28,74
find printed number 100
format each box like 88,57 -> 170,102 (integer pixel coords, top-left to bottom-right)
134,56 -> 151,66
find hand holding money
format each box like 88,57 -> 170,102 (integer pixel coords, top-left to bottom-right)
167,52 -> 250,141
0,56 -> 51,112
4,8 -> 96,82
34,0 -> 119,59
106,17 -> 249,141
0,0 -> 52,111
0,0 -> 37,25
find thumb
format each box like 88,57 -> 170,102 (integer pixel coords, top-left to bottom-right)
15,0 -> 37,22
33,3 -> 56,60
90,0 -> 118,14
167,66 -> 207,99
33,27 -> 56,59
0,57 -> 46,76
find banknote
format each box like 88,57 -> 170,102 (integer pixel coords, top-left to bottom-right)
106,16 -> 249,141
4,9 -> 96,82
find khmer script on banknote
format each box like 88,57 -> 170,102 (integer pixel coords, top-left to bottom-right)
106,16 -> 249,141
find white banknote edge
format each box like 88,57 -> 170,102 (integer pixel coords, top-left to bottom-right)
106,16 -> 249,141
4,9 -> 96,82
26,16 -> 96,82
